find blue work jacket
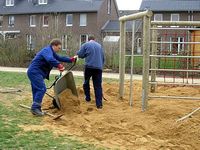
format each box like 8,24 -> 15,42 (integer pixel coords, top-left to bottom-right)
77,40 -> 104,70
28,45 -> 72,79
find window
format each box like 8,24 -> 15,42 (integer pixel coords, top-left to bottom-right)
66,14 -> 73,26
43,15 -> 49,27
27,34 -> 35,51
6,34 -> 17,39
6,0 -> 14,6
154,14 -> 163,21
171,14 -> 179,27
39,0 -> 47,5
80,14 -> 87,26
30,15 -> 36,27
8,16 -> 14,27
107,0 -> 111,15
137,38 -> 142,54
0,16 -> 3,27
80,34 -> 88,46
61,35 -> 68,50
171,14 -> 179,21
170,37 -> 184,54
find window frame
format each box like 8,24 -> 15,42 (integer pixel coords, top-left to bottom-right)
66,14 -> 73,26
8,15 -> 15,27
61,35 -> 68,50
80,14 -> 87,27
107,0 -> 111,15
38,0 -> 48,5
0,16 -> 3,27
43,15 -> 49,27
6,0 -> 14,6
80,34 -> 88,46
30,15 -> 36,27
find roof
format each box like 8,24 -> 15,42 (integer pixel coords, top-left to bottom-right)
0,0 -> 104,15
140,0 -> 200,11
101,20 -> 142,32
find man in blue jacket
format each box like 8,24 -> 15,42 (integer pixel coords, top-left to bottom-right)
27,39 -> 76,116
77,35 -> 104,109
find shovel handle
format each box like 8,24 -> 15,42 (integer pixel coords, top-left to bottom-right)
19,104 -> 63,120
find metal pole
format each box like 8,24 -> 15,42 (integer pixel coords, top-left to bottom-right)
150,25 -> 157,93
119,21 -> 126,99
142,15 -> 151,111
129,21 -> 135,106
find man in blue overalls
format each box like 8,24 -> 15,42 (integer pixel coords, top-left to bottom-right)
27,39 -> 76,116
76,35 -> 104,109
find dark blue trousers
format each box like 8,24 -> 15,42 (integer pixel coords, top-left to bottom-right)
83,67 -> 102,107
27,71 -> 46,109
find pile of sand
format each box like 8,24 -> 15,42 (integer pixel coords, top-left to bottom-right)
58,89 -> 81,114
21,81 -> 200,149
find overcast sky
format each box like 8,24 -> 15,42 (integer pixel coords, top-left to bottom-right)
116,0 -> 142,10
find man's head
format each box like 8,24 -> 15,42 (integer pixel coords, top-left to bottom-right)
50,39 -> 62,52
88,35 -> 95,41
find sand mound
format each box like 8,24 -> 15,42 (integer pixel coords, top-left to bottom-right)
58,89 -> 81,114
21,81 -> 200,149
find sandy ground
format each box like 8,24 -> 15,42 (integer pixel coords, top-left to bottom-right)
20,81 -> 200,149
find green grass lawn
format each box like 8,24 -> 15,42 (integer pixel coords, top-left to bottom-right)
0,71 -> 108,149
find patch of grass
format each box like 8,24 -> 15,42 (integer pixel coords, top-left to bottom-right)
0,71 -> 107,149
0,102 -> 106,149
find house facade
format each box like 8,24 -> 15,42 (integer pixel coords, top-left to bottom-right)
140,0 -> 200,55
0,0 -> 119,51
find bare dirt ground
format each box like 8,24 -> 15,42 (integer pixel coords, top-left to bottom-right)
20,81 -> 200,150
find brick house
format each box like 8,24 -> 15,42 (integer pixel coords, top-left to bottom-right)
0,0 -> 119,51
140,0 -> 200,55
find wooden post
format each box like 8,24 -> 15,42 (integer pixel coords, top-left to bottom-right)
129,21 -> 135,106
150,25 -> 158,92
119,21 -> 126,99
142,15 -> 151,111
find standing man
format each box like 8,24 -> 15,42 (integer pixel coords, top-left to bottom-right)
77,35 -> 104,109
27,39 -> 76,116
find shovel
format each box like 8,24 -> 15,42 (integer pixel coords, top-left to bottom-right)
19,104 -> 63,120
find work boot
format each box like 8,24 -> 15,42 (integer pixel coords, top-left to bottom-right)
31,108 -> 46,116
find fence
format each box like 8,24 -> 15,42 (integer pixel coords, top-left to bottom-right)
119,11 -> 200,111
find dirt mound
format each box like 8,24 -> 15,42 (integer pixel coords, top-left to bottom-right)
58,89 -> 81,114
21,81 -> 200,149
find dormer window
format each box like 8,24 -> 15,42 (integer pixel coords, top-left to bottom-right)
39,0 -> 48,5
6,0 -> 14,6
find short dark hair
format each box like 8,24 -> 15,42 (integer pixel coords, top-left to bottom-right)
50,39 -> 62,46
88,35 -> 95,41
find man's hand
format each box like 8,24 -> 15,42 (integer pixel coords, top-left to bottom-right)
57,64 -> 65,72
70,55 -> 79,62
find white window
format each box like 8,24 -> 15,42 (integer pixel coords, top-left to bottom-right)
6,0 -> 14,6
0,16 -> 3,27
43,15 -> 49,27
171,14 -> 179,27
170,37 -> 184,54
107,0 -> 111,15
154,14 -> 163,21
80,34 -> 88,46
66,14 -> 73,26
61,35 -> 68,50
80,14 -> 87,26
26,34 -> 35,51
39,0 -> 47,5
30,15 -> 36,27
8,16 -> 14,27
171,14 -> 179,21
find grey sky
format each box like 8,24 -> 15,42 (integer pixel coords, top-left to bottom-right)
116,0 -> 142,10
